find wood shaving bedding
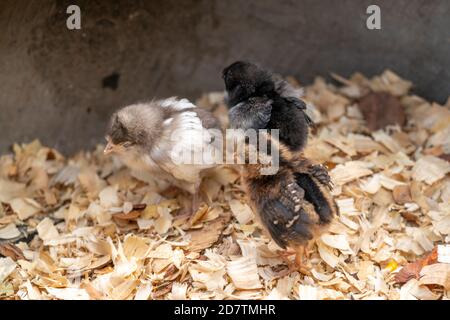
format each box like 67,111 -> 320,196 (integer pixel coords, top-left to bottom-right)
0,70 -> 449,300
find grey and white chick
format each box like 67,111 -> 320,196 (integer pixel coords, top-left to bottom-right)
222,61 -> 312,152
104,97 -> 221,201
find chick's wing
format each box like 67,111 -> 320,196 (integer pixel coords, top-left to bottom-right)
229,97 -> 273,131
256,178 -> 318,249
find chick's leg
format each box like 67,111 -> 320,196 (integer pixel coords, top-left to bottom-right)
276,250 -> 298,276
294,246 -> 304,267
294,246 -> 312,275
276,249 -> 310,276
191,180 -> 208,215
182,181 -> 202,216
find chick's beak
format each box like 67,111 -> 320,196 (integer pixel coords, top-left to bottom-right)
104,141 -> 117,155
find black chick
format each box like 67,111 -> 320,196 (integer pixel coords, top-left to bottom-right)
222,61 -> 313,152
238,133 -> 337,267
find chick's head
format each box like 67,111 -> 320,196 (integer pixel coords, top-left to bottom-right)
105,102 -> 163,155
222,61 -> 274,105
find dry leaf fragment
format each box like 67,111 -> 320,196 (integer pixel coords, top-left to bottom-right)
393,185 -> 412,204
358,92 -> 406,131
0,243 -> 25,261
395,247 -> 438,284
132,203 -> 147,211
112,210 -> 141,221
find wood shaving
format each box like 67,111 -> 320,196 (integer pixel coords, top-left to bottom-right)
420,263 -> 450,290
412,156 -> 450,185
228,200 -> 254,225
226,257 -> 262,290
0,224 -> 22,240
9,198 -> 41,220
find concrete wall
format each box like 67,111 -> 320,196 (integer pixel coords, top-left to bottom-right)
1,0 -> 449,154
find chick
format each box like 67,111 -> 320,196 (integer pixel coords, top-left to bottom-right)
104,97 -> 221,211
239,134 -> 337,268
222,61 -> 312,152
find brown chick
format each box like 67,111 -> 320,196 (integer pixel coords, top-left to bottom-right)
240,134 -> 337,269
104,97 -> 221,211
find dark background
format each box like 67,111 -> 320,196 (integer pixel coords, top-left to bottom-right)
0,0 -> 449,154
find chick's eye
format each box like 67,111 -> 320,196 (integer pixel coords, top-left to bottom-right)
122,141 -> 133,148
